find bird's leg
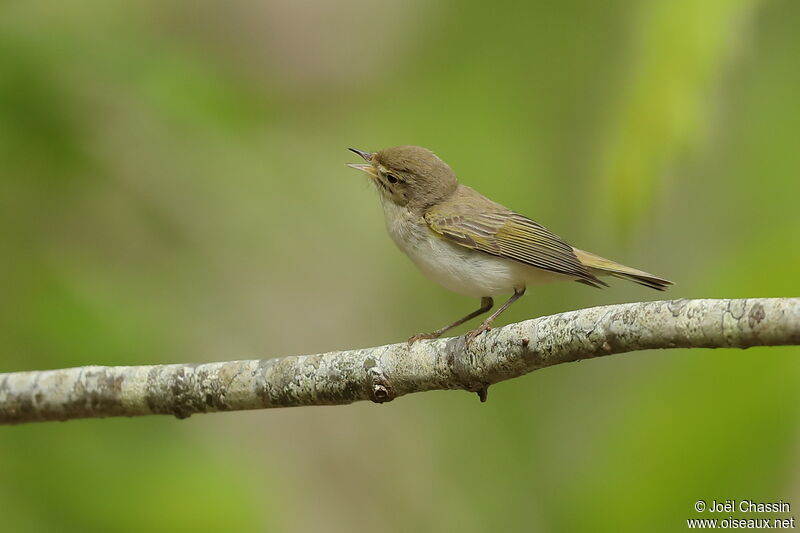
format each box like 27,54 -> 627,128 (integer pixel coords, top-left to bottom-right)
408,297 -> 494,344
465,288 -> 526,345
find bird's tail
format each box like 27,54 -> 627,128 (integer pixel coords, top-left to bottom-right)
573,248 -> 673,291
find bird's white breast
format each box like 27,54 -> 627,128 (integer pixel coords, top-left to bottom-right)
380,201 -> 565,298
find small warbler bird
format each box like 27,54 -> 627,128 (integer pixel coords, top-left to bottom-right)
348,145 -> 672,344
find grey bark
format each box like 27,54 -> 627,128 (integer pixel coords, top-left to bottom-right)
1,298 -> 798,425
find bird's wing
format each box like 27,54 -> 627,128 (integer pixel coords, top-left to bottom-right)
424,208 -> 606,288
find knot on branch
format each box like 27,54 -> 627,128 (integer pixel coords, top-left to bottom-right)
445,338 -> 491,401
363,357 -> 395,404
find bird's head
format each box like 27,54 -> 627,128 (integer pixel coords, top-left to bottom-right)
347,145 -> 458,210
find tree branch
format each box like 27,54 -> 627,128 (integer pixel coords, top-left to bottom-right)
1,298 -> 798,425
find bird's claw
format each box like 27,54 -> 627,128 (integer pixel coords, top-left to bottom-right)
464,324 -> 491,347
407,332 -> 441,345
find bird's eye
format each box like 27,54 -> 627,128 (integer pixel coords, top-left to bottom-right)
386,174 -> 399,184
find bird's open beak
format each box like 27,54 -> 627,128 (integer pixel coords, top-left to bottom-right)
348,148 -> 373,161
347,148 -> 377,178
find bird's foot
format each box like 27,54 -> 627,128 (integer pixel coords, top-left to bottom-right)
408,331 -> 442,345
464,324 -> 491,347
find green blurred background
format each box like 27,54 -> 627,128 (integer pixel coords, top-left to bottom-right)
1,0 -> 798,531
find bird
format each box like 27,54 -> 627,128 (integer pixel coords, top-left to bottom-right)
347,145 -> 672,344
